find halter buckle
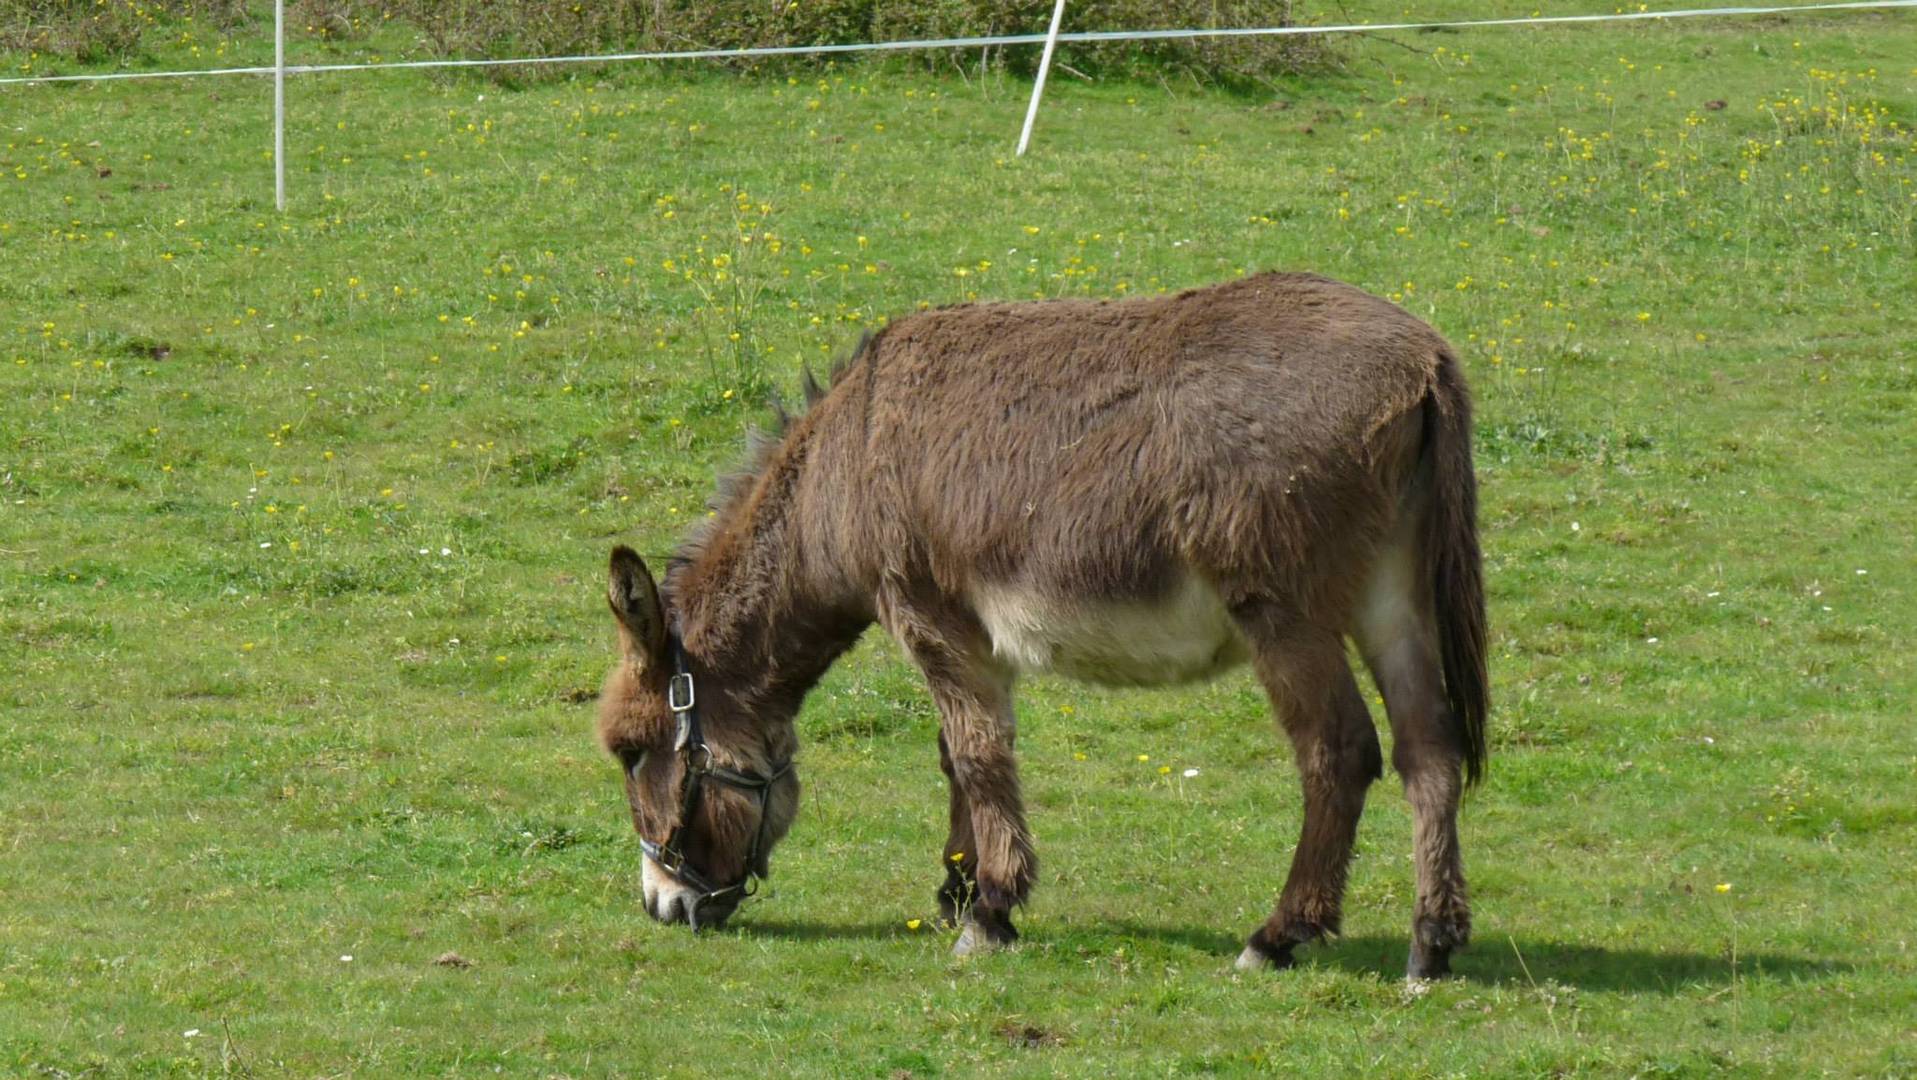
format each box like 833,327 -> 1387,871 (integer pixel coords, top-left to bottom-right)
667,671 -> 695,714
642,836 -> 685,875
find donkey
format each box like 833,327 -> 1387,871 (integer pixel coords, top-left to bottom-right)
598,271 -> 1488,977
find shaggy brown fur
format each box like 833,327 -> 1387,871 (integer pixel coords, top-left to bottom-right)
599,271 -> 1489,975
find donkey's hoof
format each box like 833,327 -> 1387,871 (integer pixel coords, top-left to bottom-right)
952,908 -> 1018,957
1406,946 -> 1453,980
1233,940 -> 1298,973
1408,916 -> 1465,979
952,922 -> 991,957
952,923 -> 1017,957
1233,945 -> 1274,972
953,921 -> 1013,957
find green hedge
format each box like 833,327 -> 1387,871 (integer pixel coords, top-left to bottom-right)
5,0 -> 1332,82
1,1 -> 250,63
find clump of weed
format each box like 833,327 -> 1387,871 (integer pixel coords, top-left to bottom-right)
505,435 -> 594,486
0,0 -> 249,63
1762,766 -> 1841,841
289,0 -> 371,41
653,187 -> 789,404
497,818 -> 593,856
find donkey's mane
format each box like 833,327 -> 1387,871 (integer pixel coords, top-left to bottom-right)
666,333 -> 874,582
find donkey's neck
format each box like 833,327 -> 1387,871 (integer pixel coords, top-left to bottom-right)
670,422 -> 870,719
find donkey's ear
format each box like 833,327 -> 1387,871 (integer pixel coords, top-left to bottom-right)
608,545 -> 667,667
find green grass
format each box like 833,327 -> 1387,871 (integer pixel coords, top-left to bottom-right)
3,4 -> 1915,1076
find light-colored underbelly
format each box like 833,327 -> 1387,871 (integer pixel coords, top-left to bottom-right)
971,575 -> 1249,686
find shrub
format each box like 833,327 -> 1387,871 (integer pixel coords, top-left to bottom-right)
382,0 -> 1331,84
0,0 -> 249,62
2,0 -> 1333,83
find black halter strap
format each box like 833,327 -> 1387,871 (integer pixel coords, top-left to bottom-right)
634,631 -> 790,929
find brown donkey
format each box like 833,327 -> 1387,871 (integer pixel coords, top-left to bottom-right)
598,272 -> 1488,978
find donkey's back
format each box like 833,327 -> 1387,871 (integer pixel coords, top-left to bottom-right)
850,272 -> 1462,663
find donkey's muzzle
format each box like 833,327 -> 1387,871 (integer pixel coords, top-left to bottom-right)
646,881 -> 739,931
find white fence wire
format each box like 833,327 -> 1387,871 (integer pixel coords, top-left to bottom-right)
2,0 -> 1911,205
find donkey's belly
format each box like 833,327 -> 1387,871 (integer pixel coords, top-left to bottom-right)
971,575 -> 1249,686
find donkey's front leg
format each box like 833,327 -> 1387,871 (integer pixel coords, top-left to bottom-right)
935,729 -> 980,927
888,601 -> 1035,954
932,668 -> 1033,954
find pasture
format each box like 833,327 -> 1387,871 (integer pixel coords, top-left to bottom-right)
3,4 -> 1914,1075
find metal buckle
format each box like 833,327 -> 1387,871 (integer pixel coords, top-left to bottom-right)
642,837 -> 684,874
686,743 -> 713,774
668,672 -> 695,714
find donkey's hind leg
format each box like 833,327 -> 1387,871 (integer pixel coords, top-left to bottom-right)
1356,534 -> 1471,979
1234,618 -> 1384,971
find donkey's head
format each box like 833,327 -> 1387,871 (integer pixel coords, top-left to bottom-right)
598,545 -> 799,931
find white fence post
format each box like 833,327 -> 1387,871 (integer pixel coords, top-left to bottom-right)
274,0 -> 286,211
1016,0 -> 1068,156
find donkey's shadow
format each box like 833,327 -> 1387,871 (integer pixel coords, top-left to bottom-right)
743,918 -> 1843,994
1113,922 -> 1843,994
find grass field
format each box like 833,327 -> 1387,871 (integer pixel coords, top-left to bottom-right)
3,3 -> 1915,1076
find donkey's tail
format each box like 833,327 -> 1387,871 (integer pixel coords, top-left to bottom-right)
1423,348 -> 1490,786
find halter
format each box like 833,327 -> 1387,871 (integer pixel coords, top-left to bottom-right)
634,632 -> 790,930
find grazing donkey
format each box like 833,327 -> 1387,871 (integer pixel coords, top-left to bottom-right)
598,272 -> 1488,977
